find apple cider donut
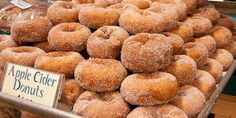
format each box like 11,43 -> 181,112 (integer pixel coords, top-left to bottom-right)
33,42 -> 54,53
211,26 -> 232,48
165,55 -> 197,85
48,22 -> 92,52
194,35 -> 216,55
73,91 -> 130,118
35,52 -> 84,78
217,14 -> 235,30
87,26 -> 129,59
170,23 -> 194,43
74,59 -> 127,92
0,46 -> 45,67
120,72 -> 178,106
222,41 -> 236,57
121,0 -> 152,9
181,0 -> 197,14
162,32 -> 184,54
0,35 -> 17,51
194,7 -> 220,24
121,33 -> 173,72
210,49 -> 233,70
47,1 -> 80,25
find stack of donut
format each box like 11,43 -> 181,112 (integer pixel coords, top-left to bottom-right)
0,0 -> 235,117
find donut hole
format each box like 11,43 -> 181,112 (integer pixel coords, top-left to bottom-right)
12,47 -> 34,53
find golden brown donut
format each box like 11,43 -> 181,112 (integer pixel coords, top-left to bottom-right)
74,59 -> 127,92
170,23 -> 194,43
193,70 -> 216,99
95,0 -> 122,7
119,9 -> 166,34
181,0 -> 197,14
33,42 -> 54,53
121,0 -> 152,9
0,35 -> 17,51
60,79 -> 84,106
148,2 -> 179,31
47,1 -> 80,25
171,85 -> 206,117
0,46 -> 45,67
79,6 -> 120,29
127,104 -> 188,118
194,7 -> 220,24
165,55 -> 197,85
121,33 -> 173,72
183,42 -> 209,67
35,52 -> 84,78
199,58 -> 223,84
184,16 -> 212,37
194,35 -> 216,55
120,72 -> 178,106
21,111 -> 45,118
162,32 -> 184,54
11,17 -> 53,43
210,49 -> 233,70
222,41 -> 236,57
87,26 -> 129,59
217,14 -> 235,30
48,22 -> 92,52
73,91 -> 130,118
211,26 -> 232,48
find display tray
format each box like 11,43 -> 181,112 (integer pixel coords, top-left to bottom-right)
0,60 -> 235,118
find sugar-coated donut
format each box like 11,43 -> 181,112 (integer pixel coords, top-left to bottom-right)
196,0 -> 208,6
21,111 -> 44,118
194,35 -> 216,55
48,23 -> 92,52
74,59 -> 127,92
121,0 -> 152,9
171,85 -> 206,117
194,7 -> 220,24
0,46 -> 45,67
11,17 -> 53,43
121,33 -> 173,72
0,35 -> 17,51
95,0 -> 122,7
119,9 -> 166,34
199,58 -> 223,84
35,52 -> 84,78
73,91 -> 130,118
211,26 -> 232,48
162,32 -> 184,54
149,2 -> 179,31
217,14 -> 235,30
170,23 -> 194,43
222,41 -> 236,57
87,26 -> 129,59
47,1 -> 80,25
120,72 -> 178,106
79,6 -> 120,29
60,79 -> 84,106
183,42 -> 209,67
193,70 -> 216,99
72,0 -> 94,4
0,103 -> 20,118
181,0 -> 197,14
165,55 -> 197,85
127,104 -> 188,118
210,49 -> 233,70
33,42 -> 54,53
184,16 -> 212,37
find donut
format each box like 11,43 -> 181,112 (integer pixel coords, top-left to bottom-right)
73,91 -> 130,118
171,85 -> 206,117
48,22 -> 92,52
148,2 -> 179,31
211,26 -> 232,48
0,103 -> 20,118
0,46 -> 45,67
194,35 -> 216,55
184,16 -> 212,37
60,79 -> 84,106
165,55 -> 197,85
121,0 -> 152,9
0,35 -> 17,51
222,41 -> 236,57
162,32 -> 184,54
21,111 -> 44,118
182,42 -> 209,67
11,16 -> 53,43
127,104 -> 188,118
95,0 -> 122,7
210,49 -> 233,70
79,6 -> 120,29
199,58 -> 223,84
35,52 -> 84,78
181,0 -> 197,14
170,23 -> 194,43
121,33 -> 173,72
33,42 -> 54,53
87,26 -> 129,59
217,14 -> 235,30
74,59 -> 127,92
120,72 -> 178,106
194,7 -> 220,24
119,9 -> 166,34
47,1 -> 80,25
72,0 -> 94,4
196,0 -> 208,6
193,70 -> 216,99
